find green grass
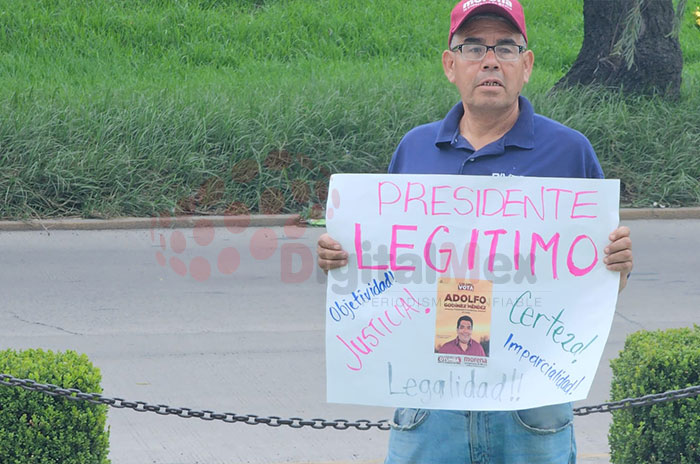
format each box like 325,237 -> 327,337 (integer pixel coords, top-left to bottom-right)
0,0 -> 698,218
530,86 -> 700,207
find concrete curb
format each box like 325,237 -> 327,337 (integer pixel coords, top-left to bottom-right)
1,208 -> 700,231
619,207 -> 700,220
0,214 -> 301,231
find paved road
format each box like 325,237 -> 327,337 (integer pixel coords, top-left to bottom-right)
0,219 -> 697,464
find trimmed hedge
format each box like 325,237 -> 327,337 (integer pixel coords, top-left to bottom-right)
0,349 -> 110,464
609,325 -> 700,464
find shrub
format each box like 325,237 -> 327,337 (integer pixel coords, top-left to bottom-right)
608,325 -> 700,464
0,348 -> 110,464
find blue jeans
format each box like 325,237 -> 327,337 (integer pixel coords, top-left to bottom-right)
385,403 -> 576,464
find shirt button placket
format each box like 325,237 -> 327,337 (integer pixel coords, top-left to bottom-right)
460,156 -> 476,174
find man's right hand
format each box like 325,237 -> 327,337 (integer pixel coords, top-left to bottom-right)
317,233 -> 348,272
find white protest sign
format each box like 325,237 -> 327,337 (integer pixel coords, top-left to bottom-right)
325,174 -> 620,410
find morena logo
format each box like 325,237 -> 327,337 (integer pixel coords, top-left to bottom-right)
463,0 -> 513,12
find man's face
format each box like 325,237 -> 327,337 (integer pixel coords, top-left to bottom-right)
442,17 -> 533,115
457,320 -> 473,344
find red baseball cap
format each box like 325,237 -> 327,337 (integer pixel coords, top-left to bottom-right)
449,0 -> 528,47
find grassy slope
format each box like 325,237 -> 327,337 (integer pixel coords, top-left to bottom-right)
0,0 -> 698,218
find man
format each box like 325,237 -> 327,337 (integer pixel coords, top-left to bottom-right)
438,315 -> 487,356
317,0 -> 633,462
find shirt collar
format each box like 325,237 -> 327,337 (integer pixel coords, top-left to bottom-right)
435,96 -> 535,150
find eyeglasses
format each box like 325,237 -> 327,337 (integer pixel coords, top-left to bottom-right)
450,43 -> 525,61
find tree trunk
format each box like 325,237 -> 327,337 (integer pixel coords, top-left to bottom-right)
555,0 -> 683,99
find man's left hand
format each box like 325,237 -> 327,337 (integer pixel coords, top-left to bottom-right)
604,226 -> 633,292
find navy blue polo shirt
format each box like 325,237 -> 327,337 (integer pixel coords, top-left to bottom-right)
388,96 -> 603,179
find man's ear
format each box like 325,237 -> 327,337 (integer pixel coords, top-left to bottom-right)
442,49 -> 456,83
522,49 -> 534,83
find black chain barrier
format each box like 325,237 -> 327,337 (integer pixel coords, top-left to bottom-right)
1,373 -> 699,430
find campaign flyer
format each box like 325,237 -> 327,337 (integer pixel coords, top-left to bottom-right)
435,278 -> 493,367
